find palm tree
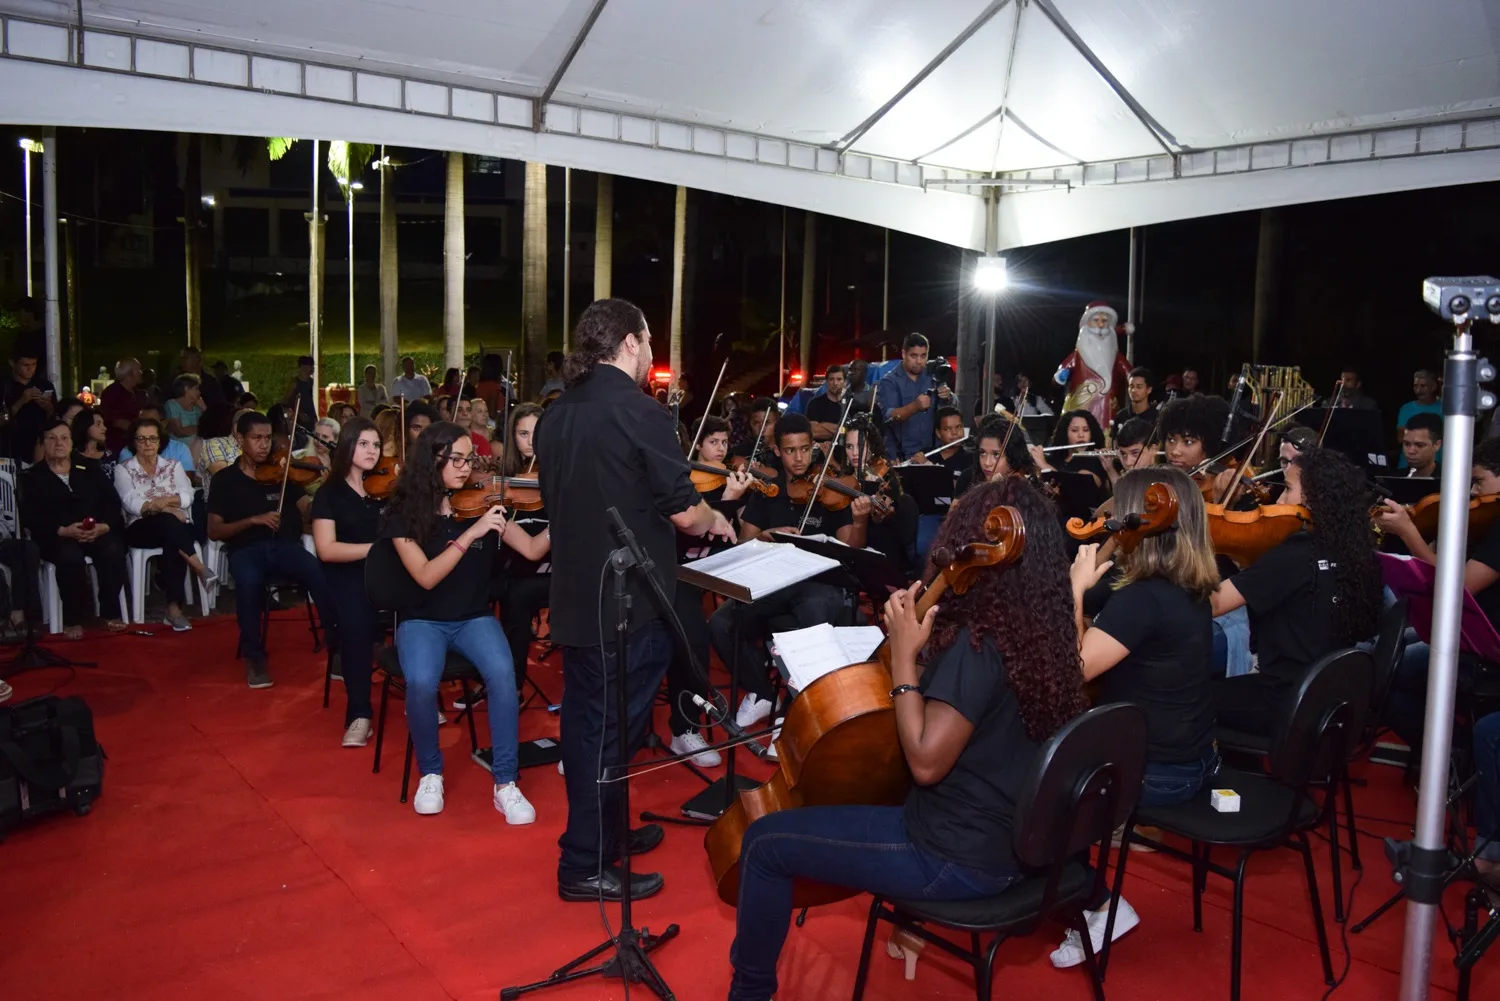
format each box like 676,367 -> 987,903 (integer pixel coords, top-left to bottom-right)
444,151 -> 465,374
669,185 -> 687,385
594,173 -> 613,300
799,210 -> 817,378
183,133 -> 203,349
267,139 -> 375,390
379,146 -> 399,386
522,161 -> 548,398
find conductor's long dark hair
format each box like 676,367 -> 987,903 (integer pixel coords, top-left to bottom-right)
381,421 -> 471,545
329,416 -> 379,487
926,476 -> 1087,742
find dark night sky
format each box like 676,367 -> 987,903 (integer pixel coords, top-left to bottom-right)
2,126 -> 1498,417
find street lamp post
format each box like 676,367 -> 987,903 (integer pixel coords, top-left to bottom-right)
19,138 -> 41,297
974,256 -> 1008,416
347,180 -> 363,385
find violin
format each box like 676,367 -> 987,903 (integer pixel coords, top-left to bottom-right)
366,398 -> 406,500
690,461 -> 779,498
1204,503 -> 1310,566
704,505 -> 1027,907
729,455 -> 778,482
451,474 -> 544,516
253,439 -> 326,487
785,472 -> 882,513
1399,491 -> 1500,542
1065,482 -> 1181,553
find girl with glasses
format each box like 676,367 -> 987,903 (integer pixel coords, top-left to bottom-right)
381,421 -> 542,821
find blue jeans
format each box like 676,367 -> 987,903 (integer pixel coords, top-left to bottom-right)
1140,746 -> 1220,808
1476,712 -> 1500,863
729,805 -> 1018,1001
558,620 -> 673,882
394,615 -> 519,783
226,539 -> 338,660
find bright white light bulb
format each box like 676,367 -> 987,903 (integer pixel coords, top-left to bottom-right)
973,256 -> 1007,293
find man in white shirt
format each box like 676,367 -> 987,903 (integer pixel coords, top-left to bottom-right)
390,356 -> 432,402
356,364 -> 389,413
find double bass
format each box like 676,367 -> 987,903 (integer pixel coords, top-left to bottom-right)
704,504 -> 1027,907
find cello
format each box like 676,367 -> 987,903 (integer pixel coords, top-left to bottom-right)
703,504 -> 1027,908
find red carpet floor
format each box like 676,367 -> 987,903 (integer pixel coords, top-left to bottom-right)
1,611 -> 1495,1001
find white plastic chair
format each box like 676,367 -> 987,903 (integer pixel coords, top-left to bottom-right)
202,538 -> 228,610
0,468 -> 18,539
127,543 -> 210,624
40,557 -> 129,633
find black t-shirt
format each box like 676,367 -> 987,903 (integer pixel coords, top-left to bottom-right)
804,393 -> 850,430
1111,405 -> 1158,440
309,479 -> 383,582
500,503 -> 550,578
1230,532 -> 1338,689
1091,577 -> 1216,763
741,471 -> 853,539
902,629 -> 1038,874
3,374 -> 57,462
207,463 -> 304,552
381,512 -> 493,622
1470,521 -> 1500,630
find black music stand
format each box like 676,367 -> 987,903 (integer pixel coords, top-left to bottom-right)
894,464 -> 957,517
1298,408 -> 1389,476
1376,475 -> 1438,507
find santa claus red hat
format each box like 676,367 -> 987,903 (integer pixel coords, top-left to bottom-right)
1080,301 -> 1134,336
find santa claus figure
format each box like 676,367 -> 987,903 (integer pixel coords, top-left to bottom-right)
1053,301 -> 1134,427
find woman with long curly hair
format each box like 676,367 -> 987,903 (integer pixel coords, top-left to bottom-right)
1211,446 -> 1382,735
381,420 -> 545,822
1052,466 -> 1221,968
726,477 -> 1087,1001
956,414 -> 1036,495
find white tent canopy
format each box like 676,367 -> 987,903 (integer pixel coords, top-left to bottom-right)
0,0 -> 1497,249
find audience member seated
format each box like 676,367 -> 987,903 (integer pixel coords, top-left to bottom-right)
163,373 -> 204,454
100,357 -> 145,454
207,411 -> 338,690
69,404 -> 116,479
20,419 -> 128,639
114,416 -> 213,632
2,338 -> 56,464
120,403 -> 199,487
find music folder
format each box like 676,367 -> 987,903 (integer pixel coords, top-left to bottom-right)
768,531 -> 908,602
676,539 -> 840,603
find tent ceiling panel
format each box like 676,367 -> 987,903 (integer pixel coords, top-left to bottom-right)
0,0 -> 1497,249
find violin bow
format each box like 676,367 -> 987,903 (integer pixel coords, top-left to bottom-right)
746,379 -> 790,470
993,405 -> 1022,481
687,359 -> 728,458
797,395 -> 856,535
1317,379 -> 1344,446
276,396 -> 302,515
1214,391 -> 1283,506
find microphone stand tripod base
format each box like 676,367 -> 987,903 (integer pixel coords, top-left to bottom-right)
499,924 -> 681,1001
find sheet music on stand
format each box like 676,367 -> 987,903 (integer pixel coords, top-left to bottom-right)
771,623 -> 887,692
677,539 -> 840,602
769,531 -> 907,601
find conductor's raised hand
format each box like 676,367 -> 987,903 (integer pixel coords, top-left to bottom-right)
884,580 -> 936,665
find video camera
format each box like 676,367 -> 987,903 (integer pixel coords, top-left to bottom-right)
1423,276 -> 1500,323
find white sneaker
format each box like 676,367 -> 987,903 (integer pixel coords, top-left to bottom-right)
669,730 -> 722,768
341,718 -> 372,748
764,718 -> 784,761
557,760 -> 565,776
1049,896 -> 1140,969
437,711 -> 448,726
736,694 -> 773,728
413,773 -> 445,815
494,781 -> 536,824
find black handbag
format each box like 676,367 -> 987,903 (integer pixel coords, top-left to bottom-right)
0,694 -> 105,838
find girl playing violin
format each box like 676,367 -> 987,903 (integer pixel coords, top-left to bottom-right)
1059,466 -> 1220,967
955,414 -> 1036,495
1210,447 -> 1381,737
726,477 -> 1088,1001
1160,396 -> 1238,502
381,421 -> 538,822
311,418 -> 385,747
489,403 -> 555,700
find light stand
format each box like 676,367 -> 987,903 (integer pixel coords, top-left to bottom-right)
1399,282 -> 1500,1001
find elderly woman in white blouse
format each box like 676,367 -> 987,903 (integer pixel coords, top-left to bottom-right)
113,416 -> 214,631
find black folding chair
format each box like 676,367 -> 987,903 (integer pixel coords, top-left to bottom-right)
1132,648 -> 1373,1001
370,644 -> 483,803
852,703 -> 1149,1001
